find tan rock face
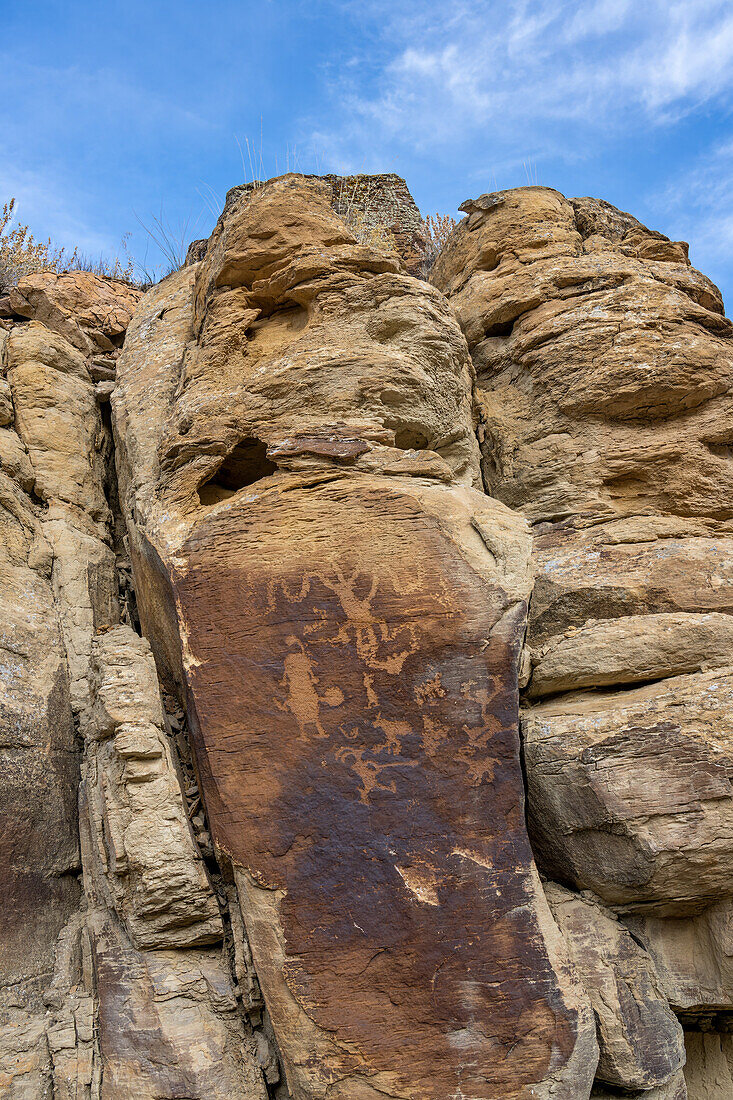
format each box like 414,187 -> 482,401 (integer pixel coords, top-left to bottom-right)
83,626 -> 222,950
0,487 -> 81,1084
8,270 -> 141,355
7,173 -> 733,1097
592,1072 -> 688,1100
623,899 -> 733,1019
0,352 -> 83,1097
432,186 -> 732,526
1,267 -> 268,1097
113,174 -> 599,1099
683,1033 -> 733,1099
524,669 -> 733,913
78,630 -> 268,1100
435,184 -> 733,1092
160,174 -> 481,509
545,882 -> 684,1089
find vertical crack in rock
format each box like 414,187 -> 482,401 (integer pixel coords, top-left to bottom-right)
112,172 -> 600,1099
162,700 -> 289,1096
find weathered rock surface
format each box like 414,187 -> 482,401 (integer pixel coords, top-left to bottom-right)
431,186 -> 732,527
0,476 -> 80,1098
545,882 -> 685,1089
624,901 -> 733,1013
1,269 -> 266,1097
112,173 -> 599,1099
592,1071 -> 688,1100
226,172 -> 427,274
8,270 -> 141,356
83,626 -> 222,950
433,184 -> 733,1096
524,668 -> 733,912
5,174 -> 733,1098
683,1033 -> 733,1098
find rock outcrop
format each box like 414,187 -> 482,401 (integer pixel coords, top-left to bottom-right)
0,270 -> 266,1098
111,173 -> 598,1099
545,882 -> 684,1089
3,173 -> 733,1098
223,172 -> 426,275
432,184 -> 733,1096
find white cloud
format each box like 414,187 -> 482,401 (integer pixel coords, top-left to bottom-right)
619,3 -> 733,117
318,0 -> 733,164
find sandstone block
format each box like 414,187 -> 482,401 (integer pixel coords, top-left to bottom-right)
524,668 -> 733,912
113,174 -> 600,1100
432,186 -> 733,526
8,270 -> 140,356
85,626 -> 221,949
546,882 -> 685,1089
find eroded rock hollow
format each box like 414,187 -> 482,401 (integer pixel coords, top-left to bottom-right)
2,174 -> 732,1099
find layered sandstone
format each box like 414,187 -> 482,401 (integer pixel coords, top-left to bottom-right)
433,184 -> 733,1097
0,270 -> 267,1098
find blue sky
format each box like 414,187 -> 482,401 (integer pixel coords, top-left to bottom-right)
3,0 -> 733,305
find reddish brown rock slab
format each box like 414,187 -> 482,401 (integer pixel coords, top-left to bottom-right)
167,474 -> 597,1099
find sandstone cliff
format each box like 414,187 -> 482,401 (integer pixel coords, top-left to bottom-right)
1,174 -> 731,1099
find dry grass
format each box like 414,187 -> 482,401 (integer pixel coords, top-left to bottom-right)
64,232 -> 137,284
420,213 -> 458,274
133,209 -> 196,284
0,198 -> 140,290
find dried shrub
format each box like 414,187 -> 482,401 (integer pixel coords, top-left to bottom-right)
0,198 -> 75,289
420,213 -> 458,274
0,199 -> 141,290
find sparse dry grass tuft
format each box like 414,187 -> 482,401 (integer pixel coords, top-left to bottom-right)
64,233 -> 137,285
333,179 -> 398,254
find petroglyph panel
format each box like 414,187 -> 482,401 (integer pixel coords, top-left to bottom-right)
170,476 -> 594,1099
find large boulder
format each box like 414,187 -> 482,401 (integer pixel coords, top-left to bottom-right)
8,270 -> 141,355
431,186 -> 732,527
524,667 -> 733,912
